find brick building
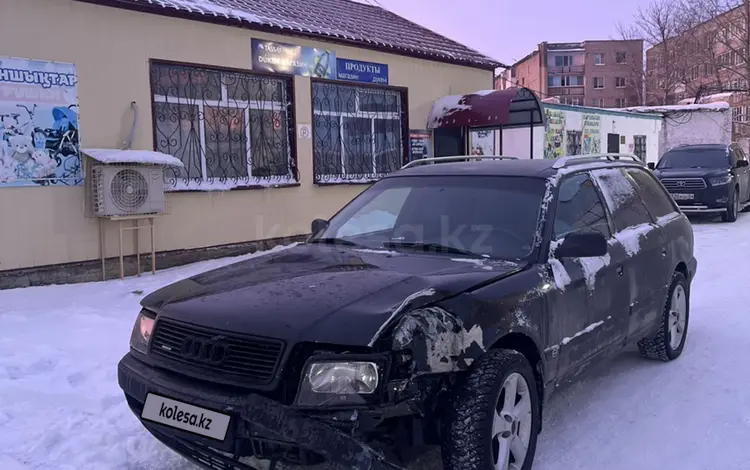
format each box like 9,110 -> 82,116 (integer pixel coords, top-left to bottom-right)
643,4 -> 750,149
495,40 -> 644,108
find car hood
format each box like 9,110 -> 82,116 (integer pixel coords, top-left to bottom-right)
654,167 -> 729,179
141,243 -> 525,347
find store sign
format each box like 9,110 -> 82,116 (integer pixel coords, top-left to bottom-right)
408,130 -> 432,162
0,56 -> 82,187
251,39 -> 336,79
336,58 -> 389,85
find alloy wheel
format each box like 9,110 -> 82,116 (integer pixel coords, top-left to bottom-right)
668,284 -> 688,350
492,372 -> 533,470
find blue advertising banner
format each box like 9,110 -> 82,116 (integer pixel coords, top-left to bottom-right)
251,39 -> 336,79
336,58 -> 389,85
0,56 -> 81,187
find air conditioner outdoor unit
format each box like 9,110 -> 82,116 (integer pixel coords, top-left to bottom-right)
90,165 -> 166,217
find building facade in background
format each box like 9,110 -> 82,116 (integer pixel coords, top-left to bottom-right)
495,40 -> 644,109
643,5 -> 750,150
0,0 -> 497,286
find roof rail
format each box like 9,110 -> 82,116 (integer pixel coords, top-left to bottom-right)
401,155 -> 519,170
551,153 -> 643,170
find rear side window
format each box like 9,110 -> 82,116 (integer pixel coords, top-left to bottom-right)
590,168 -> 652,231
553,173 -> 611,240
624,168 -> 678,219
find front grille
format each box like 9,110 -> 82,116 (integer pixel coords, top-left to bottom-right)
660,178 -> 707,191
150,318 -> 284,385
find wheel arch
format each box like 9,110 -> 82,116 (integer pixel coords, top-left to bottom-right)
489,332 -> 545,430
675,261 -> 688,280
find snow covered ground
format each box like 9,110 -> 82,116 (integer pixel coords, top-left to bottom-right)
1,215 -> 750,469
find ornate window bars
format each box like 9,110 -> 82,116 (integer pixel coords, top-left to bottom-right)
150,61 -> 296,191
312,81 -> 407,184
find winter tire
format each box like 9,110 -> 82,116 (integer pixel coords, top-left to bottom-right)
721,187 -> 739,222
442,349 -> 541,470
637,271 -> 690,362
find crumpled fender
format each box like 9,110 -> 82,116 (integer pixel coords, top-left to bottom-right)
391,306 -> 486,375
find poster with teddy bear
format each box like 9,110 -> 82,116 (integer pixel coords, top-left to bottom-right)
0,56 -> 82,187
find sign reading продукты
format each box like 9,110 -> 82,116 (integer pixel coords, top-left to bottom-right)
251,39 -> 336,79
336,58 -> 389,85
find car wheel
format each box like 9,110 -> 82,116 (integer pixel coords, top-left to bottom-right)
637,271 -> 690,362
441,349 -> 540,470
722,188 -> 739,222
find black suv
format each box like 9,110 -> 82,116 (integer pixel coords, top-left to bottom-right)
118,154 -> 697,470
649,143 -> 750,222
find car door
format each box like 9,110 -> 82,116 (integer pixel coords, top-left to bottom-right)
590,167 -> 666,343
546,172 -> 630,384
734,146 -> 750,202
622,167 -> 681,336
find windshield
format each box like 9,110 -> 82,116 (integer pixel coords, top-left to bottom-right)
656,148 -> 730,169
310,175 -> 547,260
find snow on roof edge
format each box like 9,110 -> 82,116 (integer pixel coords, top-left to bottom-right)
621,102 -> 730,114
83,149 -> 185,167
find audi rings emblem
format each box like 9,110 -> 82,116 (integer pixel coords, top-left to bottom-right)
181,335 -> 230,365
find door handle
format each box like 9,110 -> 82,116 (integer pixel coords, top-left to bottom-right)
662,247 -> 667,257
616,265 -> 624,277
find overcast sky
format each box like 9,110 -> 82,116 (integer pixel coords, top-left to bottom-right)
374,0 -> 653,66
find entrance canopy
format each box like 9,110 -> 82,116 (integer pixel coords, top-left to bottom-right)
425,87 -> 545,130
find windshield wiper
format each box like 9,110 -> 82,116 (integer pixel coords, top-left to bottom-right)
308,237 -> 362,247
382,241 -> 481,257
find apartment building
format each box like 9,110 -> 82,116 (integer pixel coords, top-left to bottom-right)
644,4 -> 750,148
495,40 -> 644,108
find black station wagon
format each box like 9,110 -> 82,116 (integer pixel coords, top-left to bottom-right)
118,154 -> 697,470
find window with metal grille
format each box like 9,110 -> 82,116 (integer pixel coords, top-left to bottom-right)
149,61 -> 296,191
633,135 -> 647,160
311,81 -> 407,184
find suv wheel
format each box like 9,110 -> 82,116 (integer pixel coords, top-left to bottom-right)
637,271 -> 690,361
722,187 -> 739,222
442,349 -> 541,470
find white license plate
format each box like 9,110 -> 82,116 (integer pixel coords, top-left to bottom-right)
671,193 -> 694,200
141,393 -> 231,441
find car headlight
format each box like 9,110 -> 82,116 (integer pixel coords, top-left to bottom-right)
710,175 -> 732,186
308,361 -> 378,394
129,309 -> 156,354
296,361 -> 380,407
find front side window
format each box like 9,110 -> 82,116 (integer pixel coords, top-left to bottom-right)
150,61 -> 295,191
624,168 -> 678,219
553,173 -> 611,240
312,175 -> 548,260
312,82 -> 406,184
591,168 -> 652,231
656,147 -> 731,169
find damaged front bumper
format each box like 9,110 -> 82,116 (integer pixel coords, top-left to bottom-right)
118,353 -> 407,470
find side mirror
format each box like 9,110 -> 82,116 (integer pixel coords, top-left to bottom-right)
737,160 -> 749,168
554,232 -> 608,258
647,162 -> 655,170
311,218 -> 329,235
